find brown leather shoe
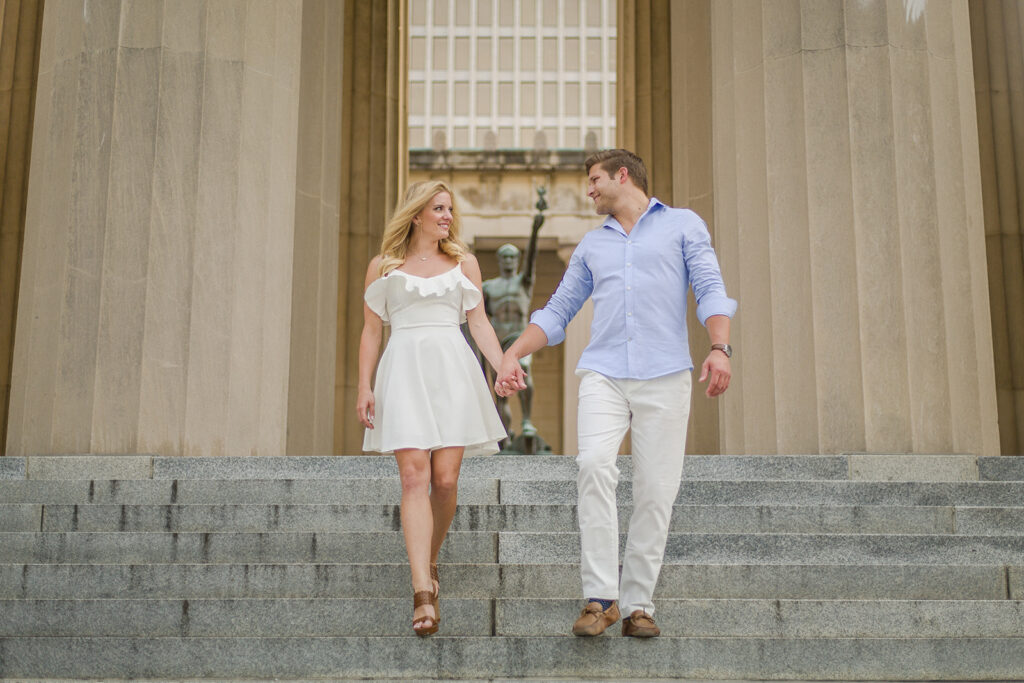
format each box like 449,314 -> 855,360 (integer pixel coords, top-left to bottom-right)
621,609 -> 660,637
572,601 -> 620,636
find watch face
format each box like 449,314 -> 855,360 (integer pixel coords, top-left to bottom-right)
715,344 -> 732,358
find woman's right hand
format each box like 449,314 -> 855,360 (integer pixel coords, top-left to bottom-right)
357,388 -> 375,429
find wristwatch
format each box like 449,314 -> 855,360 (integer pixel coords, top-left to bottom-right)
711,343 -> 733,358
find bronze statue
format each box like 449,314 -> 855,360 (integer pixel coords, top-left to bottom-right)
483,187 -> 548,452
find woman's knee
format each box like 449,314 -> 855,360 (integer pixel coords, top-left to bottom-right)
430,469 -> 459,497
397,459 -> 431,495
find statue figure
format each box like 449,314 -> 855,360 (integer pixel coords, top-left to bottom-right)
483,187 -> 548,452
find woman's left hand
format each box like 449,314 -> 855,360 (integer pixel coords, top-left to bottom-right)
357,388 -> 375,428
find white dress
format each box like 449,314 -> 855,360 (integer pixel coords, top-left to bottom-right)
363,263 -> 507,457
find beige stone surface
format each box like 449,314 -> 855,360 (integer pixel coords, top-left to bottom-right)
25,454 -> 154,480
848,454 -> 979,483
288,0 -> 342,456
7,0 -> 345,458
334,0 -> 403,455
711,0 -> 744,456
846,44 -> 912,453
708,0 -> 999,456
0,0 -> 44,457
803,26 -> 865,454
971,0 -> 1024,454
667,0 -> 724,456
5,0 -> 1015,461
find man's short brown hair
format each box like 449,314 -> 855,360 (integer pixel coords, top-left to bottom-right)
585,149 -> 649,196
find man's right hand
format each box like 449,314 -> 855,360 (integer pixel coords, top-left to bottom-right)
497,352 -> 528,392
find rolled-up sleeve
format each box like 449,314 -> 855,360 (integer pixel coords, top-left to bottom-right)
529,243 -> 593,346
684,218 -> 738,325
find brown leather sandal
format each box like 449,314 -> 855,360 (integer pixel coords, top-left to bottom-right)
430,562 -> 441,624
412,590 -> 439,636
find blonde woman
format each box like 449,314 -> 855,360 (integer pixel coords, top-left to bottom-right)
357,180 -> 509,636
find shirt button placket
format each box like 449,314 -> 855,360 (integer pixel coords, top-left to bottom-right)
625,238 -> 635,374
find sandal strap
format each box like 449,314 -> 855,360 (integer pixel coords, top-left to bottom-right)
413,590 -> 436,609
430,563 -> 440,583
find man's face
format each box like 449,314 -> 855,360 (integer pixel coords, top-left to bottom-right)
499,250 -> 519,274
587,166 -> 620,215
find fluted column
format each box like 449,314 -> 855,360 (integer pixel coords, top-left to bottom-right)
0,0 -> 44,457
7,0 -> 344,457
334,0 -> 403,455
620,0 -> 723,454
618,0 -> 673,196
970,0 -> 1024,455
711,0 -> 999,456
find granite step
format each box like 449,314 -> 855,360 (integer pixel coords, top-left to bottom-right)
151,454 -> 856,481
2,452 -> 1022,681
498,531 -> 1024,565
4,565 -> 1015,602
4,529 -> 1024,565
5,454 -> 1005,482
8,502 -> 1019,535
0,531 -> 497,564
978,455 -> 1024,481
0,478 -> 501,505
499,479 -> 1024,506
4,478 -> 1024,506
2,598 -> 1022,638
4,562 -> 1016,600
2,635 -> 1022,680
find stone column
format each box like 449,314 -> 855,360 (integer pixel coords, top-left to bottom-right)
710,0 -> 999,456
970,0 -> 1024,454
333,0 -> 403,455
617,0 -> 674,196
6,0 -> 345,457
619,0 -> 724,455
0,0 -> 44,457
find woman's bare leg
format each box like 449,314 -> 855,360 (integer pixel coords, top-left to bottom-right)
395,448 -> 437,628
429,447 -> 465,576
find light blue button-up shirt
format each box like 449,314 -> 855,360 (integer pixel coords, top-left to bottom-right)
530,198 -> 737,380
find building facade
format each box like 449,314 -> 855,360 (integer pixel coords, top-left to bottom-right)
407,0 -> 618,453
1,0 -> 1022,458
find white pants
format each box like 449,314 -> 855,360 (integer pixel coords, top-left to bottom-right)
575,369 -> 691,616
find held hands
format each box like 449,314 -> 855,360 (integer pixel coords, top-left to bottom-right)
356,387 -> 375,429
494,351 -> 528,397
699,350 -> 731,398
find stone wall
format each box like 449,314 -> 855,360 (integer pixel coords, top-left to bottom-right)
709,0 -> 999,456
970,0 -> 1024,454
6,0 -> 348,457
0,0 -> 43,457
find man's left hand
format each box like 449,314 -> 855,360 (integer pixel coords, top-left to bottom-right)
699,351 -> 731,398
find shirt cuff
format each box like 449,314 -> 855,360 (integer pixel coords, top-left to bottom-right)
529,309 -> 566,346
696,295 -> 738,326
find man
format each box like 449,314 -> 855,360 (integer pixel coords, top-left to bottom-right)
482,188 -> 546,445
498,149 -> 736,638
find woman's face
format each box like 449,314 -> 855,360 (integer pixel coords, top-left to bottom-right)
413,192 -> 453,242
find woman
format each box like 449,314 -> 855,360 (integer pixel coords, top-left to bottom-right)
357,180 -> 510,636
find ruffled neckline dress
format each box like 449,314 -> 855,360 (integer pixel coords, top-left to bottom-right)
363,264 -> 506,457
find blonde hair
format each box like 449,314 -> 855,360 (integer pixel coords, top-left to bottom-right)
378,180 -> 469,276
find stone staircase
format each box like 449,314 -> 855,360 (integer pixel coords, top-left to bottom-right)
1,453 -> 1023,680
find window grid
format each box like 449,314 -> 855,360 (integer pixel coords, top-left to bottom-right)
408,0 -> 616,149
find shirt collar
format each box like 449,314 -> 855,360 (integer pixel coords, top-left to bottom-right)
600,197 -> 665,235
